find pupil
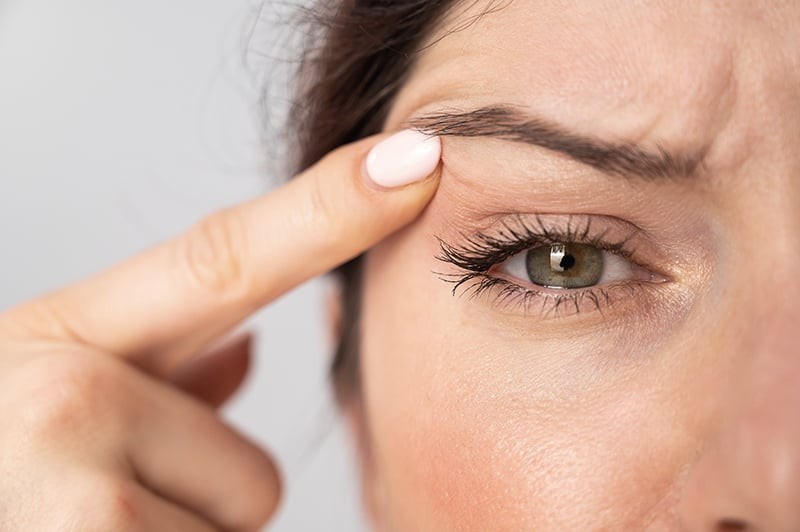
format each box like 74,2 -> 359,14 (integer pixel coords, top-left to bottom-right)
559,254 -> 576,270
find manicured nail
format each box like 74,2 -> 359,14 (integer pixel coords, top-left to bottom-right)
365,130 -> 442,188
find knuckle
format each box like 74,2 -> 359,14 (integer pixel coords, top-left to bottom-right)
17,356 -> 120,439
177,208 -> 251,298
0,297 -> 90,347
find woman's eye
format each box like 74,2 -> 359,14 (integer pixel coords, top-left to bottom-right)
498,243 -> 653,290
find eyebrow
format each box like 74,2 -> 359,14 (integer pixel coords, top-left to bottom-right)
408,105 -> 705,180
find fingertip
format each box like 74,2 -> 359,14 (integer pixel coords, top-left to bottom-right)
363,130 -> 442,189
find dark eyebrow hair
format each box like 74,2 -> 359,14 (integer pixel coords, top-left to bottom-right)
408,105 -> 705,180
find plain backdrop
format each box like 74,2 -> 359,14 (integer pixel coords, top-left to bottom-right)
0,1 -> 366,530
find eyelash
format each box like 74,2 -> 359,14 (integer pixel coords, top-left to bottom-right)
435,214 -> 654,318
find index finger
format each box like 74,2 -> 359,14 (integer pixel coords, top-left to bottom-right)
5,130 -> 441,375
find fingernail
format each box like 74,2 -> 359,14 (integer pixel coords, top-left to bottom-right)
365,130 -> 442,188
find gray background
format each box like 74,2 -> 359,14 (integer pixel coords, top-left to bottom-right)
0,1 -> 366,530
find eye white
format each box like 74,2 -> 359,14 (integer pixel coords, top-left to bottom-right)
499,247 -> 637,288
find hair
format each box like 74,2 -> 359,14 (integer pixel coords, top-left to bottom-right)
288,0 -> 504,403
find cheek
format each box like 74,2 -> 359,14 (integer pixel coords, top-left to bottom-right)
361,231 -> 529,529
359,222 -> 705,530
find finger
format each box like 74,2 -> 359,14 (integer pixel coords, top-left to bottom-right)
120,483 -> 218,532
169,333 -> 252,408
6,130 -> 441,376
127,368 -> 281,531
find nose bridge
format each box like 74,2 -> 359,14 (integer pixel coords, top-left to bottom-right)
678,179 -> 800,529
749,273 -> 800,375
735,174 -> 800,413
678,285 -> 800,530
713,293 -> 800,528
744,182 -> 800,384
740,289 -> 800,458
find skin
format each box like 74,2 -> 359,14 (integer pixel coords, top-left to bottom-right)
3,1 -> 797,530
353,0 -> 800,530
0,134 -> 440,530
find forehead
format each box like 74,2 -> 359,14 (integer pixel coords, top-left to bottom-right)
389,0 -> 800,161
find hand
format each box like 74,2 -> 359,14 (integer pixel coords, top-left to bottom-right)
0,130 -> 441,531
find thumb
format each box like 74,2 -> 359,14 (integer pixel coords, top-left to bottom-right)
169,333 -> 253,407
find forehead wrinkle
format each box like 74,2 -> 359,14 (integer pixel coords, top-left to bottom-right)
387,0 -> 764,185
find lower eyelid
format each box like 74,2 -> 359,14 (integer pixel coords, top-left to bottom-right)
452,272 -> 660,320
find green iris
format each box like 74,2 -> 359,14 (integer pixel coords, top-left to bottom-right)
525,243 -> 604,289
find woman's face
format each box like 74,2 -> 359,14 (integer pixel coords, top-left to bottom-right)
354,1 -> 800,529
